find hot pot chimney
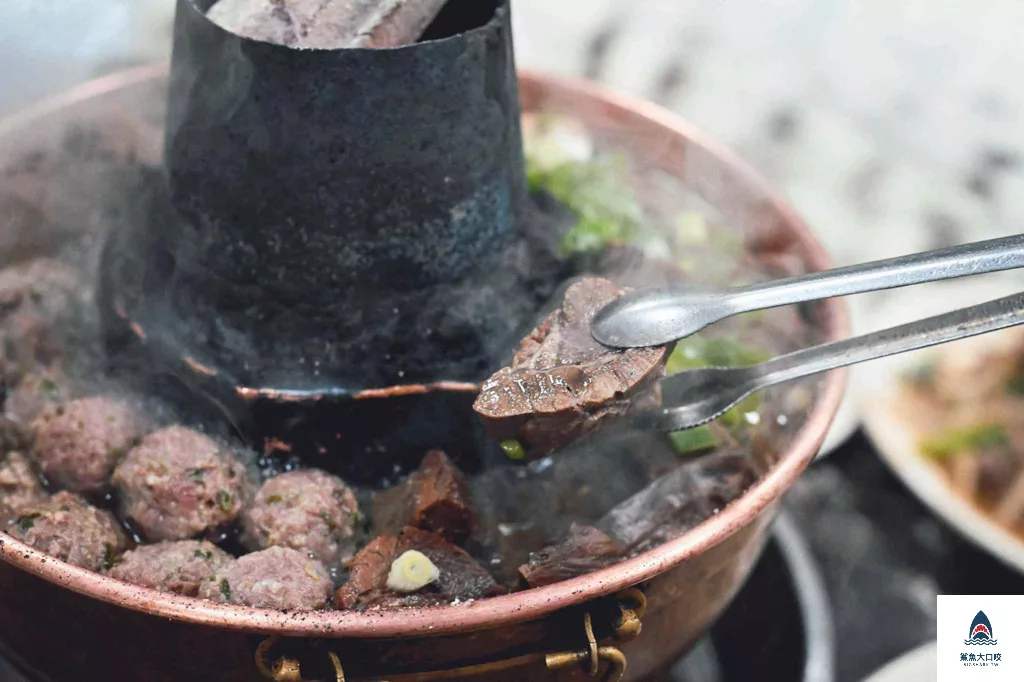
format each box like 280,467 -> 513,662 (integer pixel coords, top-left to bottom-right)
99,0 -> 558,482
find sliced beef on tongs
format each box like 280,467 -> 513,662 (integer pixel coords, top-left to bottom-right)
473,276 -> 673,460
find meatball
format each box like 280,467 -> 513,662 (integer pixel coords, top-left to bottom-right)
241,469 -> 359,566
113,426 -> 250,541
0,451 -> 46,525
4,491 -> 127,570
0,258 -> 83,378
108,540 -> 235,596
198,546 -> 332,611
32,396 -> 144,494
5,365 -> 77,425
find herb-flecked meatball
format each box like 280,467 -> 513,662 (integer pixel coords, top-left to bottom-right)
0,258 -> 82,380
5,365 -> 77,425
108,540 -> 235,596
0,451 -> 46,524
198,546 -> 332,611
32,396 -> 143,494
241,469 -> 359,565
4,491 -> 127,570
113,426 -> 250,541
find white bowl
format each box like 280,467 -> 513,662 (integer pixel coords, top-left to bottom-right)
856,274 -> 1024,574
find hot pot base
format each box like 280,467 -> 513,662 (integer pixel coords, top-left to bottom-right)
0,66 -> 846,682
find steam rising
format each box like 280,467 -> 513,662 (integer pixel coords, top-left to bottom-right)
0,32 -> 827,584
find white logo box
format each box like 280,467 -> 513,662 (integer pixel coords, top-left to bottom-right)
938,595 -> 1024,681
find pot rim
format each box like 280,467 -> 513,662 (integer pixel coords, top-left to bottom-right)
0,63 -> 849,639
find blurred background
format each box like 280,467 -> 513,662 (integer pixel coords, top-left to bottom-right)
2,2 -> 1024,680
3,0 -> 1023,270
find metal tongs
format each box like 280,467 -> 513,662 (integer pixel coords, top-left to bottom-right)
590,233 -> 1024,431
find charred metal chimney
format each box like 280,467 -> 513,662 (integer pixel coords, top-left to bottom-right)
100,0 -> 561,481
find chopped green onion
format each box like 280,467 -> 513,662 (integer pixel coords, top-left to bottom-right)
903,362 -> 936,388
669,426 -> 719,455
15,513 -> 39,533
526,153 -> 644,255
216,490 -> 233,512
103,543 -> 117,570
1004,369 -> 1024,396
701,337 -> 771,368
667,335 -> 770,375
674,212 -> 709,246
665,336 -> 769,431
920,424 -> 1008,460
38,378 -> 61,400
320,511 -> 337,532
717,393 -> 763,429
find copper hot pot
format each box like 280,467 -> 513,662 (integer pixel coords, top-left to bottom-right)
0,64 -> 848,682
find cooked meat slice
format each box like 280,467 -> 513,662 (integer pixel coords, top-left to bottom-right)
335,526 -> 502,610
473,277 -> 670,458
108,540 -> 235,596
517,523 -> 623,588
241,468 -> 360,566
597,451 -> 758,553
372,450 -> 475,544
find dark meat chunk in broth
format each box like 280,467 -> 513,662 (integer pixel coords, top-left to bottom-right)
113,426 -> 251,541
512,452 -> 759,589
335,526 -> 503,610
108,540 -> 234,596
372,450 -> 476,544
517,523 -> 623,588
31,396 -> 144,494
0,451 -> 46,525
4,491 -> 127,571
198,546 -> 332,611
469,429 -> 680,584
597,451 -> 760,553
241,469 -> 360,566
474,277 -> 670,458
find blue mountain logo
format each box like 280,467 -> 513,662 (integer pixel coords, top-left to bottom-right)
964,610 -> 998,646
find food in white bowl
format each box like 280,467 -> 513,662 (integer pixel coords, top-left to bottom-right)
858,276 -> 1024,573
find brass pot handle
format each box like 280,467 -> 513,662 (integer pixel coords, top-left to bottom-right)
255,638 -> 345,682
255,588 -> 646,682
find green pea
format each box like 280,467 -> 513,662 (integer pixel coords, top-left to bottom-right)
500,439 -> 527,461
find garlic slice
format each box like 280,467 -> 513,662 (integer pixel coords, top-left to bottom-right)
386,550 -> 440,593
